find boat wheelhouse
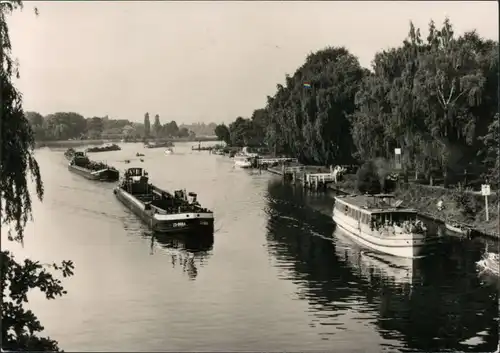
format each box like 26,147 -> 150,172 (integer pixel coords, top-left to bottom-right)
332,194 -> 432,258
114,167 -> 214,234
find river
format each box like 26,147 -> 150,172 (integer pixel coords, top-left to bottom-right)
3,142 -> 499,352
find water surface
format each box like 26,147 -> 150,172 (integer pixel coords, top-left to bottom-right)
4,142 -> 498,352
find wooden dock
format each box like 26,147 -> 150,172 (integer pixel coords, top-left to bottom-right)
256,157 -> 298,166
267,164 -> 338,191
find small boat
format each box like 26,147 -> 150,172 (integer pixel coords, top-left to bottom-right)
445,221 -> 472,237
164,148 -> 174,155
113,167 -> 214,234
136,153 -> 145,157
68,152 -> 120,181
86,143 -> 121,153
477,251 -> 499,276
234,155 -> 253,168
332,194 -> 435,258
140,158 -> 144,162
124,159 -> 131,164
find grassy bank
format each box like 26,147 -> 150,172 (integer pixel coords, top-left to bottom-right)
331,175 -> 499,239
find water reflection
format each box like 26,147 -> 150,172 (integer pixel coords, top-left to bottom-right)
264,180 -> 499,352
150,232 -> 214,280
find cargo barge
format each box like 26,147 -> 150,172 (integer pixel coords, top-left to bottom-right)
114,167 -> 214,234
86,143 -> 121,153
68,152 -> 120,182
144,141 -> 174,149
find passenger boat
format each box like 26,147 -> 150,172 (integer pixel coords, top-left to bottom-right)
234,155 -> 253,168
68,152 -> 120,181
477,251 -> 499,276
332,194 -> 432,258
114,167 -> 214,234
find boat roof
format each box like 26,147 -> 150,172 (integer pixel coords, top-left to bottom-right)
335,194 -> 418,214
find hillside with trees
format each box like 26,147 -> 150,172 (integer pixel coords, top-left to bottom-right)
218,19 -> 499,184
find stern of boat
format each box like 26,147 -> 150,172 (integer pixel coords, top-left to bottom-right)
153,212 -> 214,235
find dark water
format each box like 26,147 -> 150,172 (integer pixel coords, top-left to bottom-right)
4,142 -> 499,352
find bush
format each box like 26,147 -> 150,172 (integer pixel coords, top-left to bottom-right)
450,190 -> 481,222
356,161 -> 381,194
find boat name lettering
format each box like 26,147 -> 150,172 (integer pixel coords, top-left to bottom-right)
172,222 -> 187,228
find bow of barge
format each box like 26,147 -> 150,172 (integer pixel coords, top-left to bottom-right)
114,167 -> 214,234
68,152 -> 120,181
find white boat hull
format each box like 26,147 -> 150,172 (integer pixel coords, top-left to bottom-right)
234,159 -> 252,168
333,211 -> 429,258
445,223 -> 469,235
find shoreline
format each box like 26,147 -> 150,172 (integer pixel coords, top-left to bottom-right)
266,165 -> 499,240
330,177 -> 499,240
35,136 -> 220,148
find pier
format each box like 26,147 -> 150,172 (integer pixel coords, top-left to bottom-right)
267,164 -> 339,191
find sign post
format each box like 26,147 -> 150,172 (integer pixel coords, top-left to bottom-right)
394,148 -> 402,169
481,184 -> 491,221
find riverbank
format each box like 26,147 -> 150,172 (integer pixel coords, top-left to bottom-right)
36,136 -> 220,148
331,175 -> 499,240
264,164 -> 498,239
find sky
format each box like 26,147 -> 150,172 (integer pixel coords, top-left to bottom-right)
7,1 -> 499,124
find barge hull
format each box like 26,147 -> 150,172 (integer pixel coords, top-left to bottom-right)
68,165 -> 119,182
114,189 -> 214,235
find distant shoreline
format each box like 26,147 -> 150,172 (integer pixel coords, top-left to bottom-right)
35,136 -> 220,148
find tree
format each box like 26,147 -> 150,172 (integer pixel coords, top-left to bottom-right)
86,117 -> 104,139
250,47 -> 365,164
25,111 -> 45,141
350,19 -> 498,184
356,160 -> 382,194
153,114 -> 161,138
1,1 -> 74,350
214,124 -> 230,144
43,112 -> 87,140
177,127 -> 189,138
143,112 -> 150,139
478,116 -> 499,185
164,120 -> 179,137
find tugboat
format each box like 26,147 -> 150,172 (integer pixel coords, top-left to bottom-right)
114,167 -> 214,234
68,152 -> 120,181
86,143 -> 121,153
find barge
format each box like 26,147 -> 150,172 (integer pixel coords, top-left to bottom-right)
68,152 -> 120,181
144,141 -> 174,149
114,167 -> 214,234
332,194 -> 435,258
86,143 -> 121,153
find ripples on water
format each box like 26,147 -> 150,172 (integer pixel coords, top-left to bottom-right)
3,143 -> 498,352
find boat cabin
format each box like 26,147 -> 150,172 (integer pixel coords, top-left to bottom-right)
122,168 -> 150,194
70,151 -> 90,166
334,194 -> 420,230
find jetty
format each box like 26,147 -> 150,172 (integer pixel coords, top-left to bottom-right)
267,164 -> 347,191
